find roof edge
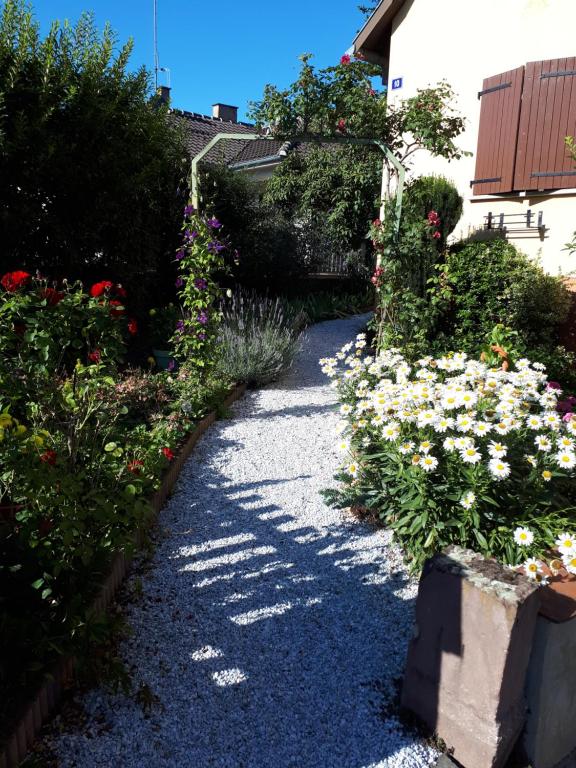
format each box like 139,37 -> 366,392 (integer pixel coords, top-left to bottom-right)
353,0 -> 406,55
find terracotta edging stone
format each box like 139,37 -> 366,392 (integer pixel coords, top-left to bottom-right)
401,546 -> 541,768
0,383 -> 246,768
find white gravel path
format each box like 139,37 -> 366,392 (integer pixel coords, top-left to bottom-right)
53,314 -> 438,768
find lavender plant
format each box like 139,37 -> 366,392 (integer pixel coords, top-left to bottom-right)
217,289 -> 303,386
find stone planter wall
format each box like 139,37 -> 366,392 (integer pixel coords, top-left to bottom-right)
0,383 -> 246,768
402,546 -> 576,768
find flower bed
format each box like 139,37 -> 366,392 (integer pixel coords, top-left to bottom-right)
0,267 -> 232,744
321,334 -> 576,572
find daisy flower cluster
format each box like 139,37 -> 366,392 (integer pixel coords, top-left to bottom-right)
320,335 -> 576,566
514,526 -> 576,584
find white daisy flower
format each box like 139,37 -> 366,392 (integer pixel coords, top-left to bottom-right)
514,526 -> 534,546
473,421 -> 491,437
420,455 -> 439,472
542,470 -> 552,482
419,440 -> 433,454
461,446 -> 482,464
489,458 -> 511,479
555,451 -> 576,470
346,463 -> 359,477
562,552 -> 576,574
543,412 -> 561,430
337,439 -> 350,452
555,532 -> 576,555
434,416 -> 454,433
443,437 -> 456,452
557,436 -> 575,450
454,436 -> 473,450
526,415 -> 542,430
460,491 -> 476,510
524,558 -> 542,579
340,404 -> 352,416
456,414 -> 474,432
382,423 -> 400,441
525,454 -> 537,467
535,435 -> 552,452
488,441 -> 507,458
398,441 -> 415,455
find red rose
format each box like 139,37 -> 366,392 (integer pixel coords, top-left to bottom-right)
109,299 -> 125,316
41,287 -> 64,306
127,459 -> 144,475
432,230 -> 441,239
88,349 -> 101,363
373,218 -> 382,228
128,318 -> 138,335
115,285 -> 127,299
336,118 -> 347,133
1,271 -> 31,292
162,447 -> 174,461
40,450 -> 57,466
89,280 -> 114,298
340,54 -> 351,65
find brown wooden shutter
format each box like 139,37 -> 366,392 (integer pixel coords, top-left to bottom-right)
471,67 -> 524,195
514,57 -> 576,191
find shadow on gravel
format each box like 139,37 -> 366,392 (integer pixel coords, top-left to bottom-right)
148,444 -> 420,768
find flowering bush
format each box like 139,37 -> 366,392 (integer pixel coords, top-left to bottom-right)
321,335 -> 576,569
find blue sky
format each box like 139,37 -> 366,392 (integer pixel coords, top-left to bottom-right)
33,1 -> 367,121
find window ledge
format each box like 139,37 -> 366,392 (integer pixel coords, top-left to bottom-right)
471,188 -> 576,202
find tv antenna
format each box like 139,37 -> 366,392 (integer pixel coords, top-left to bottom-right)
153,0 -> 159,89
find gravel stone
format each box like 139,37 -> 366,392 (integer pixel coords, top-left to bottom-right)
52,314 -> 438,768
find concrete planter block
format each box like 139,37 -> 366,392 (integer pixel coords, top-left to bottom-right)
523,576 -> 576,768
401,546 -> 541,768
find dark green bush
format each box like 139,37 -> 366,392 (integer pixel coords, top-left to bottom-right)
403,175 -> 463,246
437,239 -> 571,350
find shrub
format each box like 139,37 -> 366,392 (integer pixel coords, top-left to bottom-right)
217,290 -> 302,386
403,175 -> 463,248
435,239 -> 571,350
0,1 -> 186,311
321,336 -> 576,570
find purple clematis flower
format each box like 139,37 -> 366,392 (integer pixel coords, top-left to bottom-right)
184,204 -> 195,216
175,249 -> 186,261
206,218 -> 221,229
197,310 -> 208,326
207,241 -> 225,254
176,320 -> 185,332
197,331 -> 206,341
184,229 -> 198,242
175,277 -> 184,288
194,277 -> 208,290
167,359 -> 176,372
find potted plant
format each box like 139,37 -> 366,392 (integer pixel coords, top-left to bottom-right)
149,304 -> 182,371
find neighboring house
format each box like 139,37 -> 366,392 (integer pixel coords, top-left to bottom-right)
158,88 -> 283,185
353,0 -> 576,274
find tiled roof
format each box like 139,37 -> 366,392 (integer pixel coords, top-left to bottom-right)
170,110 -> 280,166
229,139 -> 284,165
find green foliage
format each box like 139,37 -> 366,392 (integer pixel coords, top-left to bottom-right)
287,288 -> 373,324
217,290 -> 302,386
0,0 -> 187,310
434,239 -> 571,350
403,175 -> 463,249
264,144 -> 382,251
148,303 -> 183,349
250,54 -> 468,168
198,165 -> 304,292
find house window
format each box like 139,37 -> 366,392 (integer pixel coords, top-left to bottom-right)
471,57 -> 576,195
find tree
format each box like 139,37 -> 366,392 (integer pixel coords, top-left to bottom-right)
0,0 -> 188,310
249,53 -> 467,254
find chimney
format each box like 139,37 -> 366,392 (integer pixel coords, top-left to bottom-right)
156,85 -> 171,106
212,103 -> 238,123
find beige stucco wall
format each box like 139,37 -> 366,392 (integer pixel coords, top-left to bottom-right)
387,0 -> 576,274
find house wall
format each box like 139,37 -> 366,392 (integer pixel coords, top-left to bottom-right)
386,0 -> 576,273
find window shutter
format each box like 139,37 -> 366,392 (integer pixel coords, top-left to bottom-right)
514,57 -> 576,191
471,67 -> 524,195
